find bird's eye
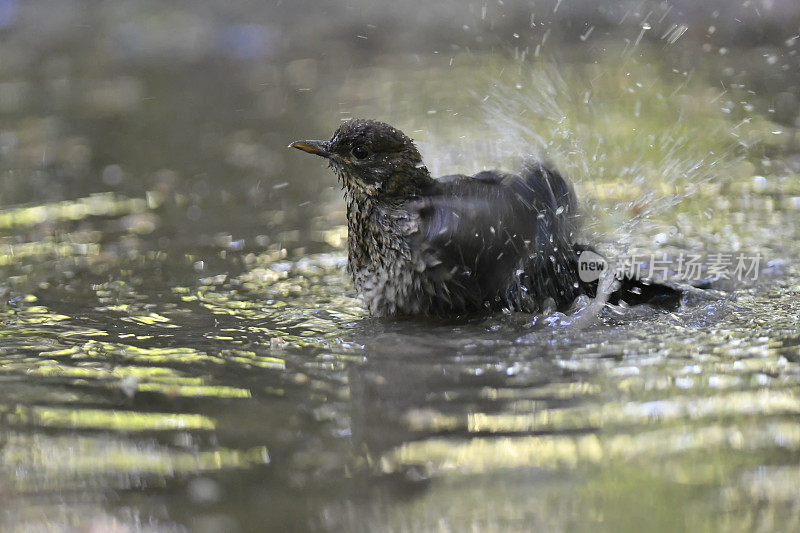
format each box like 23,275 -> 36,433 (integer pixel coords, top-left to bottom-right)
352,146 -> 369,159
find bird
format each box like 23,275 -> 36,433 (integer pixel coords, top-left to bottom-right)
290,118 -> 681,317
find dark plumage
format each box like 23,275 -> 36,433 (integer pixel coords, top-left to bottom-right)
290,119 -> 680,317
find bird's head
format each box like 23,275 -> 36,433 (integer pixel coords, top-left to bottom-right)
290,119 -> 431,198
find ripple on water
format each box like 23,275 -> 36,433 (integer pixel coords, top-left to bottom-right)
1,48 -> 800,531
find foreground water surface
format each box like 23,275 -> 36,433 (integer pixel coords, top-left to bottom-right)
1,3 -> 800,531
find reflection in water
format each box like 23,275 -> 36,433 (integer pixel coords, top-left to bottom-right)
1,2 -> 800,530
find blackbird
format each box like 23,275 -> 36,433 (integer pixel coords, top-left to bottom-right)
290,119 -> 680,317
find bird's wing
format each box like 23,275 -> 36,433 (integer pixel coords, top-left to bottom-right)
404,190 -> 522,312
411,163 -> 583,312
401,163 -> 580,312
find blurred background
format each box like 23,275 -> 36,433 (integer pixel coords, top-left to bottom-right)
1,1 -> 799,531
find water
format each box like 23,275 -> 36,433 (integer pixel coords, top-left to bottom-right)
1,2 -> 800,531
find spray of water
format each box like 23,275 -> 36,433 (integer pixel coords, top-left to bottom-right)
475,56 -> 751,261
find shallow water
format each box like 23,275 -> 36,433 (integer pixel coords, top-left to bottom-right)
2,2 -> 800,532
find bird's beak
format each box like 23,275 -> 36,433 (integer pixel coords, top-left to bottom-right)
289,139 -> 331,158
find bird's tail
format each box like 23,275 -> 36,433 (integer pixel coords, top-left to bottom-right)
573,244 -> 683,309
